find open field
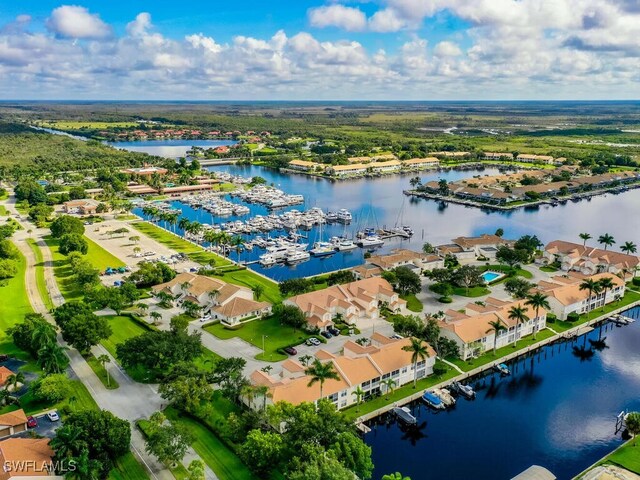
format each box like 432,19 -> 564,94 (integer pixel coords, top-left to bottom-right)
0,248 -> 34,354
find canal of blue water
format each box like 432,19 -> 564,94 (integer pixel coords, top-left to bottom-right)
365,308 -> 640,480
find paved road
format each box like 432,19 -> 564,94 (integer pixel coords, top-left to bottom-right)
4,197 -> 217,480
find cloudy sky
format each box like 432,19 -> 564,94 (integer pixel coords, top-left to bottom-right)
2,1 -> 640,100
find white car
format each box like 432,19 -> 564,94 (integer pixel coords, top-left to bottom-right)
47,411 -> 60,422
199,314 -> 212,322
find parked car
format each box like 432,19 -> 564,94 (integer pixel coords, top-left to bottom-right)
306,337 -> 321,346
320,331 -> 333,339
27,416 -> 38,428
391,334 -> 404,340
47,411 -> 60,422
328,327 -> 340,336
283,346 -> 298,355
0,354 -> 8,361
199,314 -> 211,322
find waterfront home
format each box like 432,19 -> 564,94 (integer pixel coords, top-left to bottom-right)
542,240 -> 640,277
351,263 -> 384,280
368,248 -> 444,273
287,159 -> 320,172
401,157 -> 440,170
370,160 -> 402,173
0,410 -> 28,440
535,272 -> 626,320
152,272 -> 271,325
62,199 -> 100,215
120,166 -> 169,176
516,154 -> 555,164
452,186 -> 513,205
0,438 -> 58,480
284,277 -> 406,331
325,163 -> 368,177
439,298 -> 547,360
450,234 -> 513,259
511,181 -> 573,199
249,334 -> 436,410
482,152 -> 514,161
435,244 -> 477,263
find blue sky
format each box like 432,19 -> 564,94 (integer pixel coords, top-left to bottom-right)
1,1 -> 639,99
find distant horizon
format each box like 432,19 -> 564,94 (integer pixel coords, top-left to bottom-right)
3,99 -> 640,104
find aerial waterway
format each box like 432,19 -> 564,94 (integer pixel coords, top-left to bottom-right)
365,308 -> 640,480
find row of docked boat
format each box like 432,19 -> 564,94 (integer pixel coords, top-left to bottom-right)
229,185 -> 305,209
393,381 -> 476,425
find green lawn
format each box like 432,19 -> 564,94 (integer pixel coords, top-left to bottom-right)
26,239 -> 55,311
342,360 -> 458,420
0,248 -> 34,357
205,316 -> 311,362
599,440 -> 640,475
100,315 -> 153,381
452,286 -> 491,297
540,265 -> 559,273
19,378 -> 98,415
131,222 -> 281,303
108,452 -> 151,480
85,354 -> 119,390
448,328 -> 557,372
401,293 -> 423,312
45,235 -> 125,300
164,407 -> 256,480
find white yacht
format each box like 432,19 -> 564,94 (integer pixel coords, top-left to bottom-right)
337,239 -> 358,251
286,250 -> 310,264
359,235 -> 384,248
310,241 -> 336,257
337,209 -> 352,223
259,254 -> 277,267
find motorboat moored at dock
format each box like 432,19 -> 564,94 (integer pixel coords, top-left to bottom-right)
450,381 -> 476,399
494,363 -> 511,375
422,390 -> 446,410
392,406 -> 417,425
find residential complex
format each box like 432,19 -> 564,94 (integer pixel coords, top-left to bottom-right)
284,277 -> 406,331
152,272 -> 272,325
0,438 -> 57,480
250,333 -> 436,410
543,240 -> 640,277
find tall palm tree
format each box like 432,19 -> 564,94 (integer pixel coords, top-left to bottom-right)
621,241 -> 638,254
32,321 -> 57,347
178,217 -> 191,236
352,386 -> 365,411
150,311 -> 162,325
252,284 -> 264,301
305,359 -> 340,400
402,337 -> 430,388
579,233 -> 591,247
97,354 -> 111,387
597,277 -> 615,311
507,305 -> 529,348
207,289 -> 220,306
382,378 -> 397,399
598,233 -> 615,251
579,278 -> 600,317
37,343 -> 68,374
240,384 -> 257,409
203,230 -> 219,251
51,425 -> 85,460
252,384 -> 271,410
486,319 -> 507,354
230,235 -> 244,263
525,292 -> 550,339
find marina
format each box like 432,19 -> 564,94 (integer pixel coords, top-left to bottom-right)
364,306 -> 640,480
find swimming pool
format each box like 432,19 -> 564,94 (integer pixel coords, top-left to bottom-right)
481,271 -> 504,283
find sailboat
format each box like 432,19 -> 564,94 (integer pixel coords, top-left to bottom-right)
310,220 -> 336,257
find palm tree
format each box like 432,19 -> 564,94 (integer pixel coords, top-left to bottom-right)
32,321 -> 57,347
402,337 -> 430,389
486,319 -> 507,354
579,278 -> 600,317
51,425 -> 85,460
253,384 -> 272,410
97,354 -> 111,387
150,311 -> 162,325
579,233 -> 591,247
156,291 -> 173,308
203,230 -> 219,251
178,217 -> 191,236
180,281 -> 192,298
507,305 -> 529,348
70,447 -> 103,480
4,372 -> 24,392
37,343 -> 68,374
0,390 -> 18,406
597,233 -> 615,251
241,384 -> 257,409
252,284 -> 264,301
230,235 -> 244,262
305,360 -> 340,400
352,386 -> 365,411
598,277 -> 615,311
382,378 -> 396,399
621,241 -> 638,254
525,292 -> 550,339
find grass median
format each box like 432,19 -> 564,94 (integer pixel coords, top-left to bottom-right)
26,238 -> 55,311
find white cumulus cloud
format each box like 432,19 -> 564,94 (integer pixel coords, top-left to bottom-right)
434,41 -> 462,57
46,5 -> 111,39
308,5 -> 367,31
